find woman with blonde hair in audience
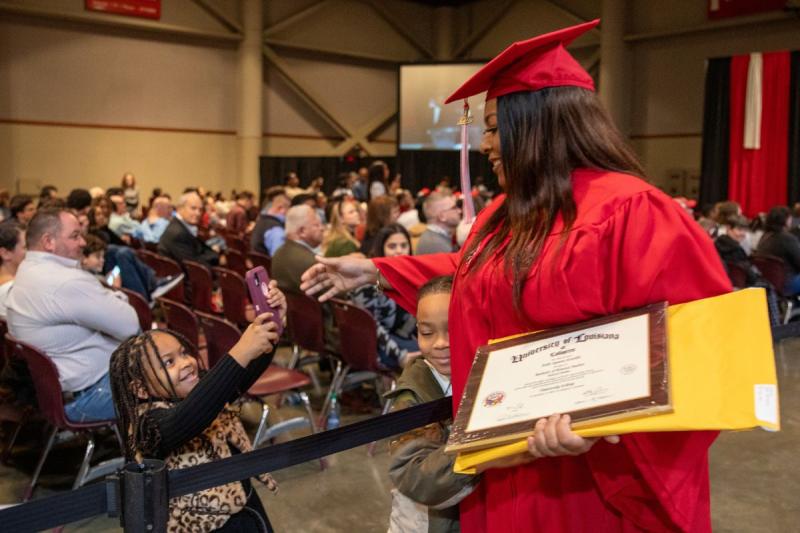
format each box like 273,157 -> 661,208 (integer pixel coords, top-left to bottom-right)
323,198 -> 362,258
0,221 -> 25,317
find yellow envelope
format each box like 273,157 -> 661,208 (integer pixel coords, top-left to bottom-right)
454,288 -> 780,474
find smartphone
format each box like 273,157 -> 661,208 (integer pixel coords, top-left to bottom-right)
106,265 -> 121,286
245,266 -> 283,335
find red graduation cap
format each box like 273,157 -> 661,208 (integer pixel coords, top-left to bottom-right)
445,19 -> 599,104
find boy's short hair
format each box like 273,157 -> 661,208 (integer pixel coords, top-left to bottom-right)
83,233 -> 107,257
417,276 -> 453,302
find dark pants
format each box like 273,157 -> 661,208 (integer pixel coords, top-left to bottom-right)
104,245 -> 156,299
215,483 -> 273,533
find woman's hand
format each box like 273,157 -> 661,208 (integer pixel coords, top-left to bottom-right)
526,414 -> 619,458
265,280 -> 287,327
300,256 -> 381,302
228,312 -> 280,366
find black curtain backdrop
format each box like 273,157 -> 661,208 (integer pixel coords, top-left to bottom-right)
260,150 -> 496,203
699,57 -> 731,208
394,150 -> 495,195
788,51 -> 800,205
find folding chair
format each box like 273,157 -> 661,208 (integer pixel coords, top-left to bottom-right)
120,288 -> 153,332
725,262 -> 748,290
247,251 -> 272,275
752,253 -> 797,323
196,312 -> 323,467
7,335 -> 124,501
213,267 -> 250,328
284,291 -> 330,394
183,259 -> 215,313
152,255 -> 185,302
225,249 -> 248,277
158,297 -> 201,351
224,234 -> 247,255
324,299 -> 397,431
0,320 -> 30,464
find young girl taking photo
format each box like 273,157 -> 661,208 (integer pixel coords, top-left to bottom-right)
110,281 -> 287,533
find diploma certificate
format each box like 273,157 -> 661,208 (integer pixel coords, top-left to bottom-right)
447,303 -> 670,453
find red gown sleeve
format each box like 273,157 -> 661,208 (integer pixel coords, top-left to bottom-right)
579,190 -> 732,532
372,253 -> 459,314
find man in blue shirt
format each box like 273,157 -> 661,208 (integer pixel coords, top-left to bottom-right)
251,186 -> 290,256
139,196 -> 171,243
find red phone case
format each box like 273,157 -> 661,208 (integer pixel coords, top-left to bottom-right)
245,266 -> 283,335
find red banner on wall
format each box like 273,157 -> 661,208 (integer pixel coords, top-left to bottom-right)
708,0 -> 786,20
85,0 -> 161,20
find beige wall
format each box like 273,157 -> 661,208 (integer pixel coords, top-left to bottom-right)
1,0 -> 799,198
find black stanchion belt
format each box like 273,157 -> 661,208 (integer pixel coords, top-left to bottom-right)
0,397 -> 452,532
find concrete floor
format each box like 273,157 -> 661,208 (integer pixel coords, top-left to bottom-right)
1,340 -> 798,532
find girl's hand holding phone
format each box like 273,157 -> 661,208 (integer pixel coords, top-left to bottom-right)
265,280 -> 287,327
228,312 -> 280,366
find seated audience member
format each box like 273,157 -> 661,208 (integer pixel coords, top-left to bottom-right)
6,208 -> 140,422
89,203 -> 126,246
9,195 -> 36,226
110,288 -> 285,531
351,224 -> 418,369
39,185 -> 59,205
323,198 -> 362,258
0,189 -> 10,222
359,195 -> 400,255
108,194 -> 141,240
757,206 -> 800,295
89,186 -> 106,199
140,196 -> 172,243
0,221 -> 26,317
416,192 -> 461,255
284,171 -> 306,199
715,215 -> 761,286
226,191 -> 255,235
386,276 -> 477,533
697,203 -> 718,236
315,191 -> 328,224
332,172 -> 355,199
251,186 -> 290,257
271,205 -> 324,294
81,234 -> 182,302
159,191 -> 220,269
396,190 -> 419,229
66,188 -> 93,216
368,160 -> 390,200
352,168 -> 368,202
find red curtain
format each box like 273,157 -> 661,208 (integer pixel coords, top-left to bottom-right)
728,51 -> 791,217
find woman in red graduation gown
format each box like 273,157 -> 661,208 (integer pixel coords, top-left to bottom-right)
302,19 -> 731,533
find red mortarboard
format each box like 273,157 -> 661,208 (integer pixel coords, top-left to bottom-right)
445,19 -> 599,104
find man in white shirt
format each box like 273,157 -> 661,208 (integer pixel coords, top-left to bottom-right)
6,208 -> 140,422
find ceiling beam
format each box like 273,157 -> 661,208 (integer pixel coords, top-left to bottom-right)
330,106 -> 398,156
624,11 -> 796,43
453,0 -> 517,58
189,0 -> 242,35
262,44 -> 352,140
541,0 -> 599,34
264,37 -> 402,66
0,1 -> 241,43
263,1 -> 331,37
363,0 -> 434,59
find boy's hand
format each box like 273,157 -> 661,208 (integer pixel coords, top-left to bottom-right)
229,312 -> 280,366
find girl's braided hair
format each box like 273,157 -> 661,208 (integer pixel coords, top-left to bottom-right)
109,329 -> 202,461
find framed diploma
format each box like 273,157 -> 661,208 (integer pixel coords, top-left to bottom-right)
446,303 -> 671,453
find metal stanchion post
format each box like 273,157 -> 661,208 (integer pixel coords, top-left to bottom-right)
115,460 -> 168,532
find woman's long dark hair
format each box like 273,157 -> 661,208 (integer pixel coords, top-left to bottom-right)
462,87 -> 645,308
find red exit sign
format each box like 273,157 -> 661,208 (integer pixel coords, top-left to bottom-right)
86,0 -> 161,20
